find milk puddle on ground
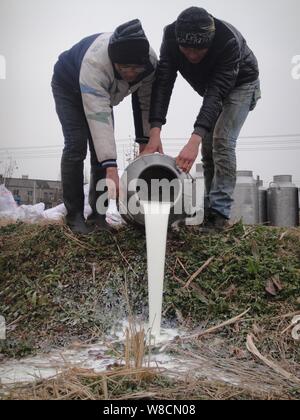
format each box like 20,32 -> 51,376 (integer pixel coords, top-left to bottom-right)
0,200 -> 178,387
141,201 -> 171,340
0,324 -> 182,386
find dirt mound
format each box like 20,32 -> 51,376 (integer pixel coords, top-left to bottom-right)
0,222 -> 299,356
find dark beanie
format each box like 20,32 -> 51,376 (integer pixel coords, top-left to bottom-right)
175,7 -> 215,49
108,19 -> 150,65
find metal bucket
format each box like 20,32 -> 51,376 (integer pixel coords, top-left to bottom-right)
267,175 -> 299,227
119,154 -> 196,227
230,170 -> 259,225
258,180 -> 268,225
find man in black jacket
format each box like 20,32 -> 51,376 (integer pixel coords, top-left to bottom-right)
144,7 -> 261,231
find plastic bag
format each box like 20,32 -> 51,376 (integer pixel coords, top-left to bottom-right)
0,184 -> 18,220
44,204 -> 66,221
0,184 -> 45,222
106,199 -> 124,226
18,203 -> 45,223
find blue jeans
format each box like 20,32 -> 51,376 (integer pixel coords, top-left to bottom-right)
202,79 -> 261,219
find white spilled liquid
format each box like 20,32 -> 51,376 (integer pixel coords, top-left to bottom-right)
141,201 -> 171,340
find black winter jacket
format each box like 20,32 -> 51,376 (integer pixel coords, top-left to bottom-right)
149,18 -> 259,137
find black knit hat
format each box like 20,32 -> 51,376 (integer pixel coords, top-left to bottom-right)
175,7 -> 215,49
109,19 -> 150,65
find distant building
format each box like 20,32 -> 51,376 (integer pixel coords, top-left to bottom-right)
0,175 -> 62,209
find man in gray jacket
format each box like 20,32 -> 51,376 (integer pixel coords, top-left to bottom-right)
52,20 -> 157,234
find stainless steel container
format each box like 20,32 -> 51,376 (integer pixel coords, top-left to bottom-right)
119,154 -> 195,227
267,175 -> 299,227
186,162 -> 205,226
258,180 -> 268,225
230,170 -> 259,225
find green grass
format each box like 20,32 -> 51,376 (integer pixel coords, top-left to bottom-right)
0,222 -> 299,358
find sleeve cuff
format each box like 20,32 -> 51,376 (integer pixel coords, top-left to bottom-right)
193,126 -> 208,139
150,122 -> 163,130
97,159 -> 118,169
135,137 -> 149,145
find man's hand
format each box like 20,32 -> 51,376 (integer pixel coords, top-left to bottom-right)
140,127 -> 164,155
139,144 -> 147,155
106,167 -> 119,199
176,134 -> 202,173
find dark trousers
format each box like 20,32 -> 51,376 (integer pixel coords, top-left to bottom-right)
51,77 -> 105,217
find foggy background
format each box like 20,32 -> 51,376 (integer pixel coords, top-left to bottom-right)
0,0 -> 300,186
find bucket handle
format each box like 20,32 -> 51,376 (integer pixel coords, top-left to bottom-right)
174,164 -> 195,181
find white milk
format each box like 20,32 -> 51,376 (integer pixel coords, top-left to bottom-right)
141,201 -> 171,339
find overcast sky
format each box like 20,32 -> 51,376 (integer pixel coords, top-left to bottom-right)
0,0 -> 300,185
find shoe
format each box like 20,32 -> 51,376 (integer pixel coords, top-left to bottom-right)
86,212 -> 115,232
202,208 -> 213,225
199,209 -> 229,233
66,213 -> 95,235
61,159 -> 94,235
87,166 -> 115,232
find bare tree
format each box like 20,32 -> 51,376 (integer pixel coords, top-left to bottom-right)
0,156 -> 18,186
